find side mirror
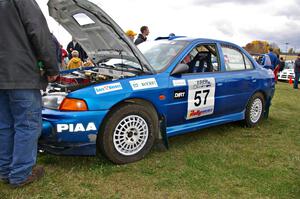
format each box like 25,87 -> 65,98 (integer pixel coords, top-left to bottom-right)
171,63 -> 189,76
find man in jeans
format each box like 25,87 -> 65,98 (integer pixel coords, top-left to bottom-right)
294,54 -> 300,89
0,0 -> 59,187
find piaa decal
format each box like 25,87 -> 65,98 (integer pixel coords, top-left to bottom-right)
57,122 -> 97,133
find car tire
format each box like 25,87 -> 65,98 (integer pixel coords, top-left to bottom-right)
97,103 -> 158,164
244,92 -> 265,127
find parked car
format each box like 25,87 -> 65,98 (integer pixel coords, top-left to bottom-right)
278,61 -> 299,82
41,0 -> 275,164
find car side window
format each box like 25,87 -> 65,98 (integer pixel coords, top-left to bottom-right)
244,55 -> 254,69
181,44 -> 220,73
221,46 -> 245,71
221,45 -> 254,71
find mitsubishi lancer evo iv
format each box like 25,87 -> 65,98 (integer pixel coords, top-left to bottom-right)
40,0 -> 275,164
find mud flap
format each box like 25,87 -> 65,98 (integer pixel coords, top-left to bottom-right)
153,117 -> 169,151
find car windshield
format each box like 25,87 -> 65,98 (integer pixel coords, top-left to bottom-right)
138,40 -> 188,72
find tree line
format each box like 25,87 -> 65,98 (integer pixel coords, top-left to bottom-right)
243,40 -> 298,55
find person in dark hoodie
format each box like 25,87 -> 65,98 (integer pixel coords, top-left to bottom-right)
294,54 -> 300,89
134,26 -> 150,45
0,0 -> 59,187
51,33 -> 62,70
66,38 -> 87,61
279,57 -> 285,72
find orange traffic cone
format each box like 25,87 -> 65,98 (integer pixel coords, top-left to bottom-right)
289,76 -> 293,85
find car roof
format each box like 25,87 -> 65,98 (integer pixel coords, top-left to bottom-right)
155,36 -> 240,47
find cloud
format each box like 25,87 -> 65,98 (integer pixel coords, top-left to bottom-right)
242,22 -> 300,50
36,0 -> 300,52
192,0 -> 266,6
276,4 -> 300,20
213,21 -> 235,37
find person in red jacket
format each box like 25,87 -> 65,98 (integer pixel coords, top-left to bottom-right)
273,55 -> 280,83
60,45 -> 68,69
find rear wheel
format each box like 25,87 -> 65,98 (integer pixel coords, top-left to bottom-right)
98,103 -> 158,164
244,93 -> 265,127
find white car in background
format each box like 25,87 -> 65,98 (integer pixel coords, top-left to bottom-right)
278,62 -> 299,82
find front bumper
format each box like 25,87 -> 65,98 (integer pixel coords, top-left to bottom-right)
39,138 -> 97,156
39,108 -> 109,156
278,72 -> 294,81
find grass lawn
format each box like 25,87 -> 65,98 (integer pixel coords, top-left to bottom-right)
1,82 -> 299,199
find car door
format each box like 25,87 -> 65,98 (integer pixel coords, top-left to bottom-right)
218,43 -> 256,115
166,42 -> 228,126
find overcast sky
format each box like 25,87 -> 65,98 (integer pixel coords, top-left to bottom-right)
36,0 -> 300,52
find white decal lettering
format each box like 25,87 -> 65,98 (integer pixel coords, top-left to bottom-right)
74,123 -> 85,132
130,78 -> 158,90
173,79 -> 186,87
56,122 -> 98,133
86,122 -> 97,131
57,124 -> 68,133
69,124 -> 74,132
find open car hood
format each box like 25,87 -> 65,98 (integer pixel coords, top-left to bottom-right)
48,0 -> 154,73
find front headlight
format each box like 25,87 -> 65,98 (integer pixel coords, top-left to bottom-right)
42,93 -> 67,110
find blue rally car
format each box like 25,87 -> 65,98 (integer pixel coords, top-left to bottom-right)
40,0 -> 275,164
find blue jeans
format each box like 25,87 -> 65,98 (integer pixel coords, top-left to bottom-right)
294,72 -> 300,89
0,89 -> 42,185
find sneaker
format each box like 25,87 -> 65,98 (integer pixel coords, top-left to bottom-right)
10,166 -> 45,188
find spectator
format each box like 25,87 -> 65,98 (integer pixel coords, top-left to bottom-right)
294,54 -> 300,89
60,45 -> 68,69
83,57 -> 94,67
66,38 -> 87,61
51,33 -> 62,70
279,57 -> 285,72
67,50 -> 83,69
273,54 -> 281,83
0,0 -> 59,187
266,48 -> 280,71
134,26 -> 149,45
125,30 -> 137,42
262,54 -> 272,69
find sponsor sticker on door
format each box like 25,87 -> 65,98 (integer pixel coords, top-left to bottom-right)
130,78 -> 158,90
173,79 -> 186,87
187,78 -> 215,119
94,82 -> 122,94
174,90 -> 186,99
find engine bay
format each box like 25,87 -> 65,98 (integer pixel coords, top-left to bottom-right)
45,65 -> 139,94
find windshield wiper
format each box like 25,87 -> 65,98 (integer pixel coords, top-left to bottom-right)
114,63 -> 145,73
97,62 -> 146,75
98,63 -> 116,69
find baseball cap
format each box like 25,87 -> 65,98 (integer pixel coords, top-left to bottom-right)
125,30 -> 137,37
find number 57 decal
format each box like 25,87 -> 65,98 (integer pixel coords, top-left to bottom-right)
194,90 -> 210,106
187,78 -> 216,119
